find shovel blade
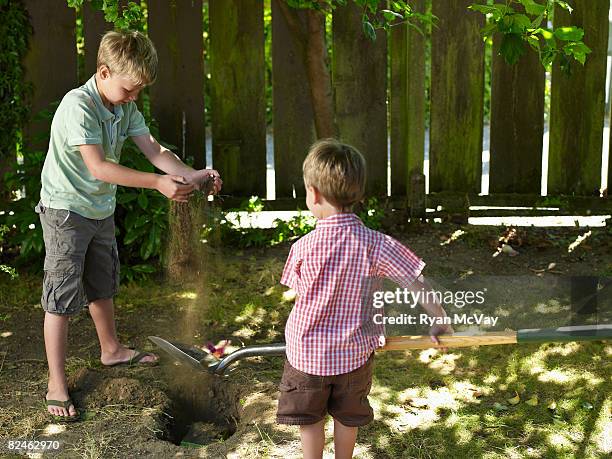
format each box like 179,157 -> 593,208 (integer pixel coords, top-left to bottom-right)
148,336 -> 210,372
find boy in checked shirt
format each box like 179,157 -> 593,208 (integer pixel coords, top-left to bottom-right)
277,139 -> 452,458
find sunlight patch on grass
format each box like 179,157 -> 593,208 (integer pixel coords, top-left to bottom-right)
446,413 -> 475,444
176,291 -> 198,299
534,300 -> 566,314
235,303 -> 266,326
233,326 -> 257,340
593,397 -> 612,454
427,352 -> 462,375
42,423 -> 66,436
281,288 -> 297,303
547,432 -> 575,450
383,403 -> 439,431
535,368 -> 603,386
540,342 -> 581,356
418,348 -> 439,363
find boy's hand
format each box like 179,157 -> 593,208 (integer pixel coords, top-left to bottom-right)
187,169 -> 223,195
156,175 -> 195,202
429,323 -> 454,351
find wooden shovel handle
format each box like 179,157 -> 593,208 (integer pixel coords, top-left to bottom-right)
382,331 -> 518,351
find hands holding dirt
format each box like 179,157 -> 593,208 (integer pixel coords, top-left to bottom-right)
156,169 -> 223,202
187,168 -> 223,195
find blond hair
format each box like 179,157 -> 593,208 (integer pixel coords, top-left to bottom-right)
303,139 -> 366,210
97,30 -> 157,85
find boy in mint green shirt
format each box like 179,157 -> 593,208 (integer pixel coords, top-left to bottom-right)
40,30 -> 221,421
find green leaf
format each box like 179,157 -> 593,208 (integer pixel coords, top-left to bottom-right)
363,20 -> 377,41
469,5 -> 498,15
124,226 -> 147,245
134,214 -> 150,228
554,26 -> 584,42
517,0 -> 546,16
510,14 -> 532,33
469,4 -> 511,20
499,33 -> 526,65
535,27 -> 554,41
493,402 -> 509,411
137,191 -> 148,210
563,41 -> 591,65
124,211 -> 137,231
526,35 -> 540,52
555,1 -> 573,13
117,192 -> 138,204
541,43 -> 557,68
480,22 -> 498,39
142,228 -> 156,260
381,9 -> 403,22
132,264 -> 156,273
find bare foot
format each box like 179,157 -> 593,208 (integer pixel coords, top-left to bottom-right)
101,346 -> 158,366
46,385 -> 77,418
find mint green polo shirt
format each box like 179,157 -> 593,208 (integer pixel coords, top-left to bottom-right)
40,75 -> 150,219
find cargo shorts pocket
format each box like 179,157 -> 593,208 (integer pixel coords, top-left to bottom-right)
42,257 -> 86,315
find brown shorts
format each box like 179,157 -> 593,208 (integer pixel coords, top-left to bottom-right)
276,353 -> 374,427
37,202 -> 120,315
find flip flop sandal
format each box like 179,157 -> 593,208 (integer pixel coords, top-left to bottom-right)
106,349 -> 159,367
45,398 -> 80,423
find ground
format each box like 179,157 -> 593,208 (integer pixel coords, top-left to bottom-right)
0,221 -> 610,458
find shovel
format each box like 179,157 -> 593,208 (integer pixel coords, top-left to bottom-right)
149,324 -> 611,376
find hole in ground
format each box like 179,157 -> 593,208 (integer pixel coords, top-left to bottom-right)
160,370 -> 241,448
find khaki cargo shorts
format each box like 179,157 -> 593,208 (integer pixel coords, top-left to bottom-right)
36,202 -> 120,315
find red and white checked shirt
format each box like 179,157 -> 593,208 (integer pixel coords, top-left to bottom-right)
280,213 -> 425,376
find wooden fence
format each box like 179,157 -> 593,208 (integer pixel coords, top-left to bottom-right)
21,0 -> 611,215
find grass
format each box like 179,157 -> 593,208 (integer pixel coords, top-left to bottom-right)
143,244 -> 610,458
0,225 -> 610,458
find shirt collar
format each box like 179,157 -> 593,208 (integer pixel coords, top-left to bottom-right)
316,213 -> 362,228
84,75 -> 123,122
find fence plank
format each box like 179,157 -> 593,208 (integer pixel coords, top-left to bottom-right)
332,3 -> 387,196
390,0 -> 425,196
148,0 -> 205,168
82,3 -> 112,80
549,0 -> 609,195
209,0 -> 266,196
430,0 -> 484,193
23,1 -> 77,151
272,0 -> 315,198
490,36 -> 545,194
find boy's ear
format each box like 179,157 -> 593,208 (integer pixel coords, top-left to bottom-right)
308,185 -> 322,204
98,65 -> 111,79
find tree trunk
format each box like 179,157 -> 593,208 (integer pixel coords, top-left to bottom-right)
276,1 -> 337,139
305,9 -> 337,138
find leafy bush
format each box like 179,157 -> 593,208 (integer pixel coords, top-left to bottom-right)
114,137 -> 169,281
0,0 -> 31,164
199,195 -> 388,249
0,225 -> 18,279
1,105 -> 56,261
356,197 -> 385,231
